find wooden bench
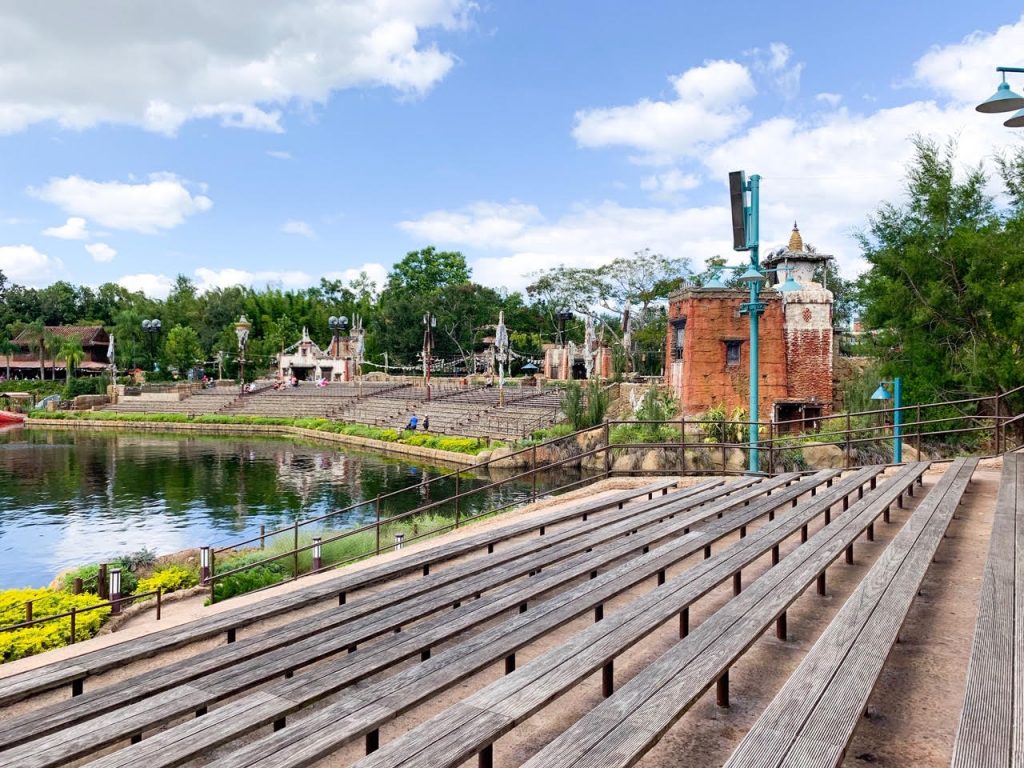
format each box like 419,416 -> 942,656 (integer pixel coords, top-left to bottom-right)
183,469 -> 878,768
0,478 -> 680,708
951,453 -> 1021,767
720,458 -> 977,768
39,472 -> 846,768
344,464 -> 929,768
0,479 -> 748,766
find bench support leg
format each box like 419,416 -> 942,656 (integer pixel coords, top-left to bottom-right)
422,564 -> 430,576
897,492 -> 903,509
72,679 -> 84,697
679,607 -> 690,638
366,729 -> 379,754
594,604 -> 604,622
602,661 -> 614,697
274,718 -> 286,732
717,670 -> 730,708
771,544 -> 780,566
657,569 -> 666,586
704,545 -> 712,559
479,745 -> 494,768
843,495 -> 849,511
519,602 -> 527,614
801,525 -> 808,543
768,509 -> 775,522
817,572 -> 827,596
845,544 -> 854,565
338,591 -> 346,606
733,571 -> 742,596
487,543 -> 494,554
776,611 -> 787,640
884,506 -> 891,523
421,648 -> 431,661
824,508 -> 831,525
590,570 -> 598,580
131,734 -> 142,745
539,526 -> 545,536
740,525 -> 747,539
196,706 -> 208,717
226,628 -> 236,644
505,654 -> 516,674
867,522 -> 875,541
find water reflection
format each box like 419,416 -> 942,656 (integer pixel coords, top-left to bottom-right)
0,428 -> 579,588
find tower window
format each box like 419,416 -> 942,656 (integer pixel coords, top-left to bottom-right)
725,340 -> 742,365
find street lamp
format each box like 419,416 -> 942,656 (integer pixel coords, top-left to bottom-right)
422,311 -> 436,401
976,67 -> 1024,127
235,315 -> 251,392
870,378 -> 903,463
141,319 -> 162,372
556,309 -> 574,380
328,315 -> 349,382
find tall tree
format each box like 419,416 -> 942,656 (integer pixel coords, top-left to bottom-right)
57,337 -> 84,381
856,136 -> 1024,402
164,325 -> 203,377
0,335 -> 13,380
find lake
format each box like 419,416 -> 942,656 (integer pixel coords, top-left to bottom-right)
0,427 -> 576,589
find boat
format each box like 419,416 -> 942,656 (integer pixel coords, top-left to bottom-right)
0,410 -> 25,424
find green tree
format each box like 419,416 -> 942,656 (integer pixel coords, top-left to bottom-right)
57,337 -> 84,381
0,335 -> 13,380
164,326 -> 203,377
856,136 -> 1024,403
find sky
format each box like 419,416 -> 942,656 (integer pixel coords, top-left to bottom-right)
1,1 -> 1023,299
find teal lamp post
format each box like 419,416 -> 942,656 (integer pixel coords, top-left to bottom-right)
870,377 -> 902,463
976,67 -> 1024,127
728,171 -> 763,472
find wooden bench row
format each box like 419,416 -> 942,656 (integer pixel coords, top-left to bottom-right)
91,470 -> 856,768
951,452 -> 1021,767
347,463 -> 929,768
0,479 -> 741,765
0,479 -> 679,707
721,457 -> 977,768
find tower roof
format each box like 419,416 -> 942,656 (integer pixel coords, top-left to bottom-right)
787,221 -> 803,252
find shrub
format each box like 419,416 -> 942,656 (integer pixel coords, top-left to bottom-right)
59,555 -> 144,596
561,380 -> 609,430
135,565 -> 198,597
63,377 -> 103,399
0,588 -> 109,662
211,551 -> 288,602
699,404 -> 747,444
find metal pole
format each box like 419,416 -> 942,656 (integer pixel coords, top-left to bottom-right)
893,377 -> 902,463
747,174 -> 761,474
916,404 -> 922,458
845,413 -> 852,469
375,495 -> 381,556
994,393 -> 1002,454
292,521 -> 299,579
454,474 -> 461,529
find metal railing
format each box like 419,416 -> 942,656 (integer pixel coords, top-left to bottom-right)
201,385 -> 1024,602
0,589 -> 165,644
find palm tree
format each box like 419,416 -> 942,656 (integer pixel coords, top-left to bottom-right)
0,336 -> 14,381
24,320 -> 46,380
57,338 -> 85,381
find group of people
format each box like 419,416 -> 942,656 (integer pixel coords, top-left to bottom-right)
272,375 -> 300,390
405,414 -> 430,431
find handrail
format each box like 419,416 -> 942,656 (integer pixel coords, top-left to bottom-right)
0,588 -> 164,641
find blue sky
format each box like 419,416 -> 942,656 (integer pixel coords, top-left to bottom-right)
1,1 -> 1023,298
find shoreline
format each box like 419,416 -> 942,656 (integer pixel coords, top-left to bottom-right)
24,416 -> 481,467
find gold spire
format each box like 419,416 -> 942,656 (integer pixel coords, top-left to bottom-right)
787,221 -> 803,252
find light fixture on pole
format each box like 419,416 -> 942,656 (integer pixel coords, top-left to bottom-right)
328,315 -> 349,382
141,319 -> 162,372
870,377 -> 903,463
109,567 -> 122,615
312,536 -> 322,571
975,67 -> 1024,127
235,315 -> 251,392
730,170 -> 763,473
200,545 -> 210,584
422,312 -> 436,401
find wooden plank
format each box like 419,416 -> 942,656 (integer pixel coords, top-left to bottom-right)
951,454 -> 1018,768
0,479 -> 681,707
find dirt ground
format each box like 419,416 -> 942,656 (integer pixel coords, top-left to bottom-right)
0,463 -> 1000,768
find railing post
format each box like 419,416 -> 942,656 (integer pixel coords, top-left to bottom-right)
375,495 -> 381,556
292,522 -> 299,579
25,600 -> 32,623
604,422 -> 611,478
98,563 -> 108,600
532,446 -> 537,503
680,416 -> 687,474
845,413 -> 852,469
916,404 -> 922,458
768,420 -> 775,475
994,393 -> 1001,455
156,588 -> 162,621
454,474 -> 461,529
69,606 -> 76,644
259,524 -> 265,550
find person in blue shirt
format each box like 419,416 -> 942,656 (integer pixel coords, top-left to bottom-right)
406,414 -> 418,430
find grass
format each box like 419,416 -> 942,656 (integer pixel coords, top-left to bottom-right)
31,411 -> 500,455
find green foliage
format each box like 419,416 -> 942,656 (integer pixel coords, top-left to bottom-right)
0,588 -> 109,662
857,137 -> 1024,402
561,380 -> 609,430
63,376 -> 103,399
211,551 -> 288,602
400,432 -> 499,455
58,549 -> 155,596
164,325 -> 203,376
524,423 -> 576,444
136,565 -> 198,596
699,404 -> 747,444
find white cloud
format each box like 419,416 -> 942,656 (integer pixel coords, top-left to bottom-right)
117,273 -> 175,299
282,219 -> 316,238
641,169 -> 701,198
85,242 -> 117,263
324,262 -> 390,289
194,267 -> 313,293
32,174 -> 212,233
266,150 -> 292,160
402,200 -> 728,292
0,245 -> 64,286
914,15 -> 1024,103
815,92 -> 842,107
0,2 -> 473,136
43,216 -> 91,240
572,60 -> 756,164
748,42 -> 803,100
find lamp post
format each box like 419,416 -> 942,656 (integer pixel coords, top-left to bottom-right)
556,309 -> 574,380
870,378 -> 903,463
328,315 -> 349,381
234,315 -> 251,392
422,311 -> 436,401
728,171 -> 762,473
109,567 -> 122,615
141,319 -> 162,372
975,67 -> 1024,126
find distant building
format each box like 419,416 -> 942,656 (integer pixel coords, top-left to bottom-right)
277,327 -> 359,382
3,325 -> 110,378
665,223 -> 834,431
